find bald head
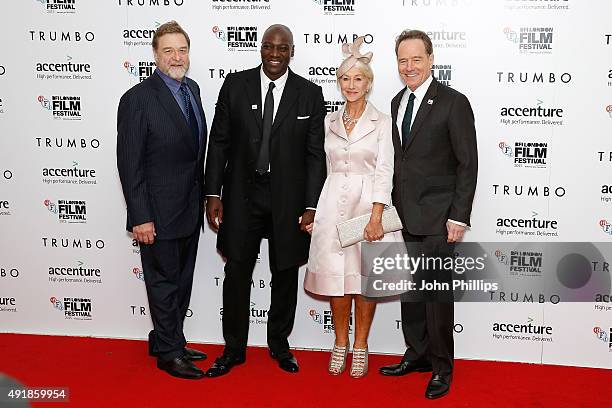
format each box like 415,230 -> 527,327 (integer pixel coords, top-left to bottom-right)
262,24 -> 294,45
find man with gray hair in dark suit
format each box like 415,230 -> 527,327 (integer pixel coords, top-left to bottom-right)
117,20 -> 207,379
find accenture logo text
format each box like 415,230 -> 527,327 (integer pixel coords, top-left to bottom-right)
496,211 -> 559,237
35,56 -> 92,81
499,99 -> 563,127
41,162 -> 96,185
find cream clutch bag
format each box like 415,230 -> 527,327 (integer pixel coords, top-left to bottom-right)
336,206 -> 404,248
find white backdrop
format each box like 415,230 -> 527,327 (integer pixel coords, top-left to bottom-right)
1,0 -> 612,369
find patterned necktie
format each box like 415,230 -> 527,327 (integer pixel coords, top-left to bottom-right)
180,82 -> 199,149
401,92 -> 416,147
256,81 -> 275,174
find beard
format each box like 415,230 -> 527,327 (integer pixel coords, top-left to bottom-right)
166,64 -> 188,81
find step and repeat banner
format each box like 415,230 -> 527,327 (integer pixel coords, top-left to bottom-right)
1,0 -> 611,369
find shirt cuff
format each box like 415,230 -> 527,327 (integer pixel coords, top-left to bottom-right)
306,207 -> 316,211
447,219 -> 468,228
206,195 -> 220,198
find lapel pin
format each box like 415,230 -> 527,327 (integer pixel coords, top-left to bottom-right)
427,99 -> 434,105
251,104 -> 258,110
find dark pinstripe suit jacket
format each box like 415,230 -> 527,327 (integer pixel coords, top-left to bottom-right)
117,72 -> 207,240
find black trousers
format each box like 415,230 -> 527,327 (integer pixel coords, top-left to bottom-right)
400,231 -> 454,379
222,174 -> 299,357
140,226 -> 200,362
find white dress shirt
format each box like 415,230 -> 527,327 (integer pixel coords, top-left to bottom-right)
396,75 -> 467,229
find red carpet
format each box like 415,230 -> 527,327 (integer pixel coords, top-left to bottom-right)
0,333 -> 610,407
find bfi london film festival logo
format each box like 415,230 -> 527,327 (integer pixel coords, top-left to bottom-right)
0,95 -> 3,115
50,296 -> 92,320
503,0 -> 569,11
132,266 -> 145,281
503,26 -> 553,55
495,211 -> 559,237
122,22 -> 160,47
606,104 -> 612,119
432,64 -> 452,87
124,60 -> 156,82
325,100 -> 344,114
211,0 -> 271,11
212,26 -> 258,51
427,28 -> 467,49
41,162 -> 97,186
494,249 -> 543,277
38,95 -> 82,120
0,296 -> 17,313
499,100 -> 564,127
498,140 -> 548,168
600,219 -> 612,236
48,261 -> 102,285
36,0 -> 77,14
310,0 -> 355,16
309,309 -> 353,334
492,317 -> 553,343
35,55 -> 92,81
44,199 -> 87,223
593,327 -> 612,351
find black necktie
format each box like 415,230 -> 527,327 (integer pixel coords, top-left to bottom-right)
180,83 -> 199,149
401,92 -> 416,147
256,81 -> 275,174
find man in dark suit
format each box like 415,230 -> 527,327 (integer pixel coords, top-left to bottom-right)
379,30 -> 478,399
204,24 -> 326,377
117,21 -> 207,379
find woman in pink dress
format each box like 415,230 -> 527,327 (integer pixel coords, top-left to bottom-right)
304,37 -> 402,378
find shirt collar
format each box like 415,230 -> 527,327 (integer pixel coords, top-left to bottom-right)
156,68 -> 184,95
406,75 -> 433,102
260,66 -> 289,92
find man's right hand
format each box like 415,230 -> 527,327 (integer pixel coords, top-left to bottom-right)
206,197 -> 223,232
133,222 -> 156,245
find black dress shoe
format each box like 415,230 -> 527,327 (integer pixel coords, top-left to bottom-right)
425,374 -> 451,399
379,357 -> 432,376
270,351 -> 299,373
184,347 -> 207,361
205,354 -> 246,378
157,356 -> 204,380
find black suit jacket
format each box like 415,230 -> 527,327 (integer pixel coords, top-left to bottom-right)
391,78 -> 478,236
204,67 -> 326,270
117,72 -> 207,240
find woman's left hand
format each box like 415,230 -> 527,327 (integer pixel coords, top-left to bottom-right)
364,220 -> 384,242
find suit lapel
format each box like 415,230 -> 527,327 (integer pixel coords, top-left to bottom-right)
245,67 -> 263,133
186,79 -> 207,157
404,79 -> 438,152
329,104 -> 348,141
348,102 -> 377,145
391,88 -> 405,157
271,69 -> 299,135
151,73 -> 193,150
